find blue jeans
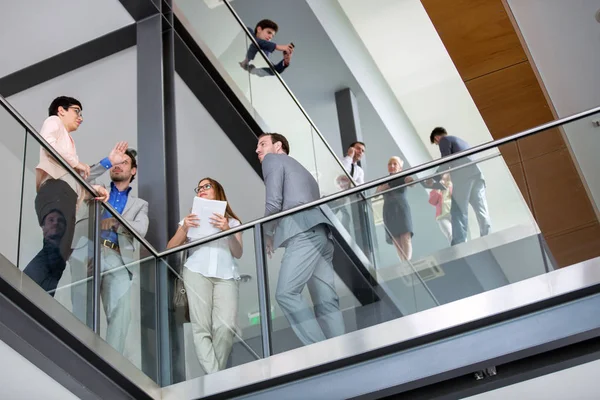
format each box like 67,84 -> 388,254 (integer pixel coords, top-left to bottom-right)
450,178 -> 491,245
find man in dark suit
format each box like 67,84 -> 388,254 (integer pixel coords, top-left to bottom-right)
257,132 -> 345,345
430,127 -> 491,245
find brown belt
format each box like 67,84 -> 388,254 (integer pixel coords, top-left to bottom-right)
101,239 -> 120,252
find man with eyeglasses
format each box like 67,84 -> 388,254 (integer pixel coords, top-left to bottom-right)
24,96 -> 109,295
70,147 -> 149,357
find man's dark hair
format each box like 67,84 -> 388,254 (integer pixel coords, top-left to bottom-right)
255,19 -> 278,34
430,127 -> 448,144
349,141 -> 365,149
48,96 -> 82,117
125,148 -> 138,183
260,133 -> 290,155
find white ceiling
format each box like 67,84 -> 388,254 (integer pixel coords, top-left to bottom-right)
0,339 -> 78,399
0,0 -> 133,77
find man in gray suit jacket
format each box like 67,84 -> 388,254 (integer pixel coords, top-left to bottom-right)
430,127 -> 491,245
257,133 -> 345,345
70,145 -> 149,355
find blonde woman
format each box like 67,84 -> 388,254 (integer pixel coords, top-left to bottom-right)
377,157 -> 414,261
167,177 -> 243,374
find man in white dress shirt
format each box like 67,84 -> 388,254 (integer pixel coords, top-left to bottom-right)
341,141 -> 365,185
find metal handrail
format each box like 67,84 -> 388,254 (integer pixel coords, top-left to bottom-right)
156,104 -> 600,258
218,0 -> 358,188
364,152 -> 500,200
0,96 -> 159,257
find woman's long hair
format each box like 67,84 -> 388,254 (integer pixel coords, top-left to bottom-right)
197,177 -> 241,223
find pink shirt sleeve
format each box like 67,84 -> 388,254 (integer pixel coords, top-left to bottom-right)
39,117 -> 79,168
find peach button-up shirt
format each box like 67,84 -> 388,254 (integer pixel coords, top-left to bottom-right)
36,116 -> 80,192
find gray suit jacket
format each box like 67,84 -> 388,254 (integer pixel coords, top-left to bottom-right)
75,163 -> 149,263
262,154 -> 330,248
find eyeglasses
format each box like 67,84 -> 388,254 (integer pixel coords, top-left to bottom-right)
69,107 -> 83,118
194,183 -> 213,193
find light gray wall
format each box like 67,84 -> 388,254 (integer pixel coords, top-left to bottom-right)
0,108 -> 27,265
174,74 -> 266,225
0,0 -> 133,77
507,0 -> 600,215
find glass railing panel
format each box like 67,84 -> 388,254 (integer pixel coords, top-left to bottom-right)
96,204 -> 157,373
0,105 -> 26,266
159,225 -> 263,384
13,126 -> 160,380
18,133 -> 97,322
368,151 -> 545,303
255,143 -> 548,353
173,0 -> 254,115
260,196 -> 437,354
172,0 -> 352,196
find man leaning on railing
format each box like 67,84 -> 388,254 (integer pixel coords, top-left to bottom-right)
23,96 -> 109,296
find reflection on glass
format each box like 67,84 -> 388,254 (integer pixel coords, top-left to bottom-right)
163,177 -> 262,383
19,131 -> 96,325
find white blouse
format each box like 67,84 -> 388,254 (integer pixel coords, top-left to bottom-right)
181,218 -> 241,280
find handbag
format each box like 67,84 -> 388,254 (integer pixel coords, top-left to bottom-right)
173,276 -> 187,308
172,250 -> 190,321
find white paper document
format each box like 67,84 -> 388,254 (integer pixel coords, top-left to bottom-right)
187,197 -> 227,239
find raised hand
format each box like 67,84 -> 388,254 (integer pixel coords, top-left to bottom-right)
347,147 -> 356,158
108,141 -> 129,166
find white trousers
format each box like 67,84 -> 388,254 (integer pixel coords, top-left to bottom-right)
183,268 -> 239,374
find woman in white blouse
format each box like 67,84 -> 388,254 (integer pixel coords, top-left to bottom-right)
167,177 -> 243,375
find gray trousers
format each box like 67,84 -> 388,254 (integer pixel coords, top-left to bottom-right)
276,224 -> 345,345
450,178 -> 491,245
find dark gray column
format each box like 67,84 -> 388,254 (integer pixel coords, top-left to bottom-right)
335,88 -> 364,160
334,88 -> 374,264
137,15 -> 179,247
137,11 -> 179,386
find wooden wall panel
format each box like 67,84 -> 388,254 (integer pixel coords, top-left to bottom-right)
421,0 -> 527,81
421,0 -> 600,267
545,222 -> 600,268
465,61 -> 552,137
523,149 -> 597,235
498,142 -> 520,166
